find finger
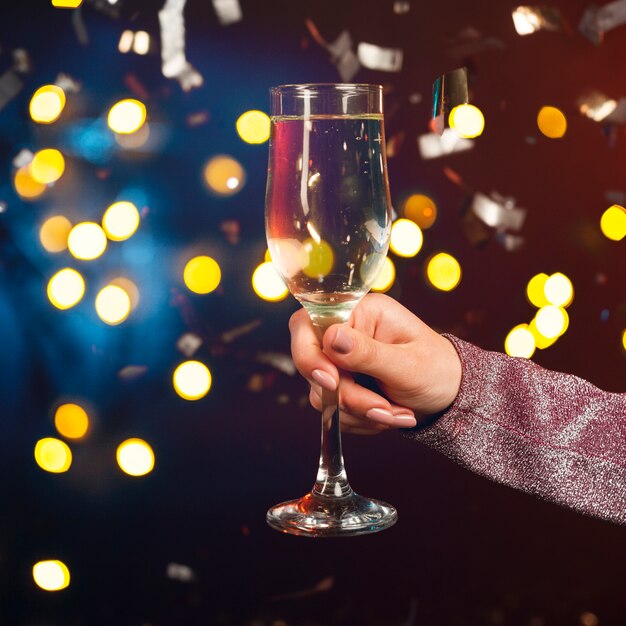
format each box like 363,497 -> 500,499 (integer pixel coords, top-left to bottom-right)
308,382 -> 416,429
320,323 -> 414,387
290,309 -> 339,391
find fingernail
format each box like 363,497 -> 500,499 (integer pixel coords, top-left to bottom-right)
332,327 -> 353,354
393,413 -> 417,425
311,369 -> 337,391
365,408 -> 393,421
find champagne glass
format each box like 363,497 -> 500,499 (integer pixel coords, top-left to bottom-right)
265,84 -> 396,537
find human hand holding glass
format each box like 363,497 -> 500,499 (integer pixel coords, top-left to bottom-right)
264,83 -> 396,536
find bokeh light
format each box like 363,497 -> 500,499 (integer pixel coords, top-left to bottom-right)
173,361 -> 212,400
622,329 -> 626,352
204,155 -> 246,195
54,403 -> 89,439
107,99 -> 147,134
529,318 -> 558,350
535,305 -> 568,339
32,560 -> 70,591
302,238 -> 334,278
600,204 -> 626,241
51,0 -> 82,7
370,257 -> 396,293
390,219 -> 423,257
426,252 -> 462,291
403,193 -> 437,229
29,85 -> 66,124
34,438 -> 72,473
68,222 -> 108,260
109,277 -> 140,310
537,106 -> 567,139
544,272 -> 574,307
116,438 -> 155,476
183,256 -> 222,294
236,110 -> 271,144
14,165 -> 47,200
40,216 -> 72,253
29,149 -> 65,184
252,261 -> 289,301
47,268 -> 85,309
95,285 -> 131,325
449,104 -> 485,138
526,273 -> 550,308
102,201 -> 140,241
505,324 -> 536,358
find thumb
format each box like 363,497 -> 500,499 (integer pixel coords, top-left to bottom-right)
322,324 -> 408,384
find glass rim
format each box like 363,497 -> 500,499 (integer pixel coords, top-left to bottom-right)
270,83 -> 382,94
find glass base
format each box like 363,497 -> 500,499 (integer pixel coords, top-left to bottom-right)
266,491 -> 397,537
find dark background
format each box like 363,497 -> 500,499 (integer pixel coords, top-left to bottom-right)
1,0 -> 625,624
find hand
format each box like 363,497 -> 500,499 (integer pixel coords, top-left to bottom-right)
289,293 -> 462,435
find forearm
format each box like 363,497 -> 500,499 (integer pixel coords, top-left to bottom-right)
404,335 -> 626,525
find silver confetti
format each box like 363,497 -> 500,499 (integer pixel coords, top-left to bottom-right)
176,333 -> 203,357
417,128 -> 474,159
327,30 -> 360,82
512,6 -> 565,35
12,149 -> 33,169
472,192 -> 527,231
580,0 -> 626,44
0,70 -> 23,112
357,42 -> 403,72
159,0 -> 204,91
166,563 -> 195,583
212,0 -> 243,25
255,352 -> 296,376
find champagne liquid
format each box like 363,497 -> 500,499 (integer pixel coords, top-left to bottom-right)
265,115 -> 392,325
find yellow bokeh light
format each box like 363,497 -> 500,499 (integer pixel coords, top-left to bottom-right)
29,85 -> 66,124
32,560 -> 70,591
34,438 -> 72,473
102,201 -> 140,241
390,219 -> 423,257
68,222 -> 108,260
51,0 -> 83,7
14,165 -> 47,200
173,360 -> 212,400
526,273 -> 550,308
505,324 -> 536,359
449,104 -> 485,138
600,204 -> 626,241
404,194 -> 437,229
204,155 -> 246,196
109,277 -> 139,310
40,215 -> 72,253
183,256 -> 222,294
236,110 -> 271,144
537,106 -> 567,139
54,403 -> 89,439
107,99 -> 147,135
264,248 -> 273,262
252,261 -> 289,301
544,272 -> 574,307
29,149 -> 65,184
535,305 -> 568,339
426,252 -> 462,291
302,238 -> 334,278
47,268 -> 85,310
95,285 -> 131,325
371,257 -> 396,293
622,329 -> 626,352
116,438 -> 155,476
529,318 -> 558,350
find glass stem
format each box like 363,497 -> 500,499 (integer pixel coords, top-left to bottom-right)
312,323 -> 353,499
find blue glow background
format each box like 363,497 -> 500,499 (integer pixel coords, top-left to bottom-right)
1,0 -> 625,624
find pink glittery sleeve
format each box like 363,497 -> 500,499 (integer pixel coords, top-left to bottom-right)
404,335 -> 626,524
